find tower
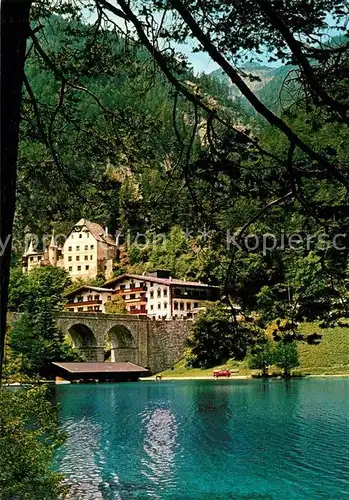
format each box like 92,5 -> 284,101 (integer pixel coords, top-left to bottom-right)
48,232 -> 58,267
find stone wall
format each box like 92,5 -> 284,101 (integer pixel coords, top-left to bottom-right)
147,319 -> 192,373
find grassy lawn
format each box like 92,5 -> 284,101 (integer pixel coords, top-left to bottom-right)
159,322 -> 349,378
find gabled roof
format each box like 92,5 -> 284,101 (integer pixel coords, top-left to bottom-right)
73,218 -> 116,246
103,273 -> 219,289
52,362 -> 149,374
65,285 -> 114,297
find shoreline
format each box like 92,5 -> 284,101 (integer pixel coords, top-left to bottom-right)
140,373 -> 349,381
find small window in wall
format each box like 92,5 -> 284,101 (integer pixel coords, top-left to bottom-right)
87,295 -> 92,301
79,234 -> 82,238
68,246 -> 72,251
130,294 -> 135,299
94,306 -> 99,311
76,246 -> 80,251
85,265 -> 89,270
104,265 -> 107,270
164,289 -> 168,297
87,233 -> 90,238
76,256 -> 80,261
85,245 -> 88,251
69,266 -> 72,271
87,306 -> 93,311
107,296 -> 111,301
150,291 -> 154,299
84,255 -> 88,261
77,296 -> 83,302
94,295 -> 99,300
71,234 -> 74,239
78,307 -> 83,312
77,265 -> 81,271
194,302 -> 199,308
158,303 -> 161,309
157,289 -> 161,298
150,305 -> 154,310
164,302 -> 168,309
120,285 -> 125,290
38,256 -> 41,261
180,302 -> 184,311
187,302 -> 191,310
174,301 -> 178,310
90,245 -> 94,250
68,256 -> 72,262
140,282 -> 145,287
90,255 -> 93,260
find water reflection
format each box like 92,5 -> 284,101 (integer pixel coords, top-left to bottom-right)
140,408 -> 178,495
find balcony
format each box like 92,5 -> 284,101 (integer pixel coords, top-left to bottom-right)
115,286 -> 147,294
129,308 -> 147,315
66,299 -> 102,306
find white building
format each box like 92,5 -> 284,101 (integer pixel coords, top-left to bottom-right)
103,270 -> 220,319
22,219 -> 118,281
64,286 -> 114,313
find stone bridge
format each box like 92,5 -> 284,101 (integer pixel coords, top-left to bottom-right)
55,312 -> 191,373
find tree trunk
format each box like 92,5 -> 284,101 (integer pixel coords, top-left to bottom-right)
0,0 -> 32,381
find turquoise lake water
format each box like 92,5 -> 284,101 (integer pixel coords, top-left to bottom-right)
55,379 -> 349,499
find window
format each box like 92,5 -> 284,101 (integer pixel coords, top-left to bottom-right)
107,296 -> 111,301
150,291 -> 154,299
94,295 -> 99,300
85,265 -> 89,270
187,302 -> 191,310
120,284 -> 125,290
77,265 -> 81,271
83,255 -> 88,261
158,303 -> 161,309
157,289 -> 161,298
140,282 -> 145,287
104,265 -> 107,270
164,302 -> 168,309
69,266 -> 72,272
87,233 -> 89,238
194,302 -> 199,309
78,307 -> 83,312
94,306 -> 100,311
30,257 -> 33,262
76,246 -> 80,251
76,256 -> 80,261
164,289 -> 168,297
87,295 -> 92,301
150,305 -> 154,310
130,294 -> 135,299
85,245 -> 88,251
38,256 -> 41,260
90,245 -> 94,250
68,256 -> 72,262
79,234 -> 82,238
87,306 -> 93,311
174,301 -> 178,310
180,302 -> 184,311
77,296 -> 83,302
90,255 -> 93,260
71,234 -> 74,239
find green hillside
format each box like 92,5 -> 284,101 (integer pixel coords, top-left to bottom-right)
160,323 -> 349,378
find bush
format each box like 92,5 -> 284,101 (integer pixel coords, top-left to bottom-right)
0,386 -> 68,499
186,304 -> 261,368
274,340 -> 300,377
247,337 -> 274,376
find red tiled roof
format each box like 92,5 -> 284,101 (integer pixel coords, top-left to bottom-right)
52,362 -> 149,373
103,273 -> 219,288
74,219 -> 116,246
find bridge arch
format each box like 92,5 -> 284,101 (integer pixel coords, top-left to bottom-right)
67,323 -> 98,361
105,325 -> 137,364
